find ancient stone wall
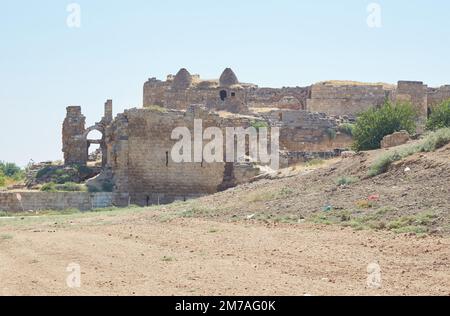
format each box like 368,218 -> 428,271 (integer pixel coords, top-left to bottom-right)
261,110 -> 353,152
107,107 -> 260,206
391,81 -> 428,130
0,192 -> 113,212
246,87 -> 310,110
306,83 -> 387,117
427,85 -> 450,109
143,68 -> 250,114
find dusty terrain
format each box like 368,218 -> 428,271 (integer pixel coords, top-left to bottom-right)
0,210 -> 449,296
0,141 -> 449,296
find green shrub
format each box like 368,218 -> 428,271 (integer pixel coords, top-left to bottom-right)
326,128 -> 337,140
418,128 -> 450,152
335,176 -> 358,186
368,151 -> 402,177
251,120 -> 269,131
427,99 -> 450,130
147,105 -> 167,113
41,182 -> 57,192
338,123 -> 355,137
0,162 -> 24,180
0,170 -> 5,187
41,182 -> 87,192
352,102 -> 417,151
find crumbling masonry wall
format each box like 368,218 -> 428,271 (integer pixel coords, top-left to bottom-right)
306,83 -> 388,117
107,107 -> 260,206
62,106 -> 87,165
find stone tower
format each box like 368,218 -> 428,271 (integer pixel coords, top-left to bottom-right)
62,106 -> 87,165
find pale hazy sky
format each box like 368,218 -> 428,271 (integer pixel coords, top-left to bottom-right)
1,0 -> 449,165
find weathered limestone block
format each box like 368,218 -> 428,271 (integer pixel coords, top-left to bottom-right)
381,131 -> 410,149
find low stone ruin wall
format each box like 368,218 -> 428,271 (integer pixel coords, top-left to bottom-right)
0,192 -> 113,213
282,149 -> 344,167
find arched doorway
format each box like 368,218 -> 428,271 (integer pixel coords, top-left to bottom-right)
84,126 -> 106,167
220,90 -> 228,101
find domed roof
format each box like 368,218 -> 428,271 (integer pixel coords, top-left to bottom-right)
219,68 -> 239,86
172,68 -> 192,90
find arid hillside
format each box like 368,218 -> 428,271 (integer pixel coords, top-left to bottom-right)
1,137 -> 449,296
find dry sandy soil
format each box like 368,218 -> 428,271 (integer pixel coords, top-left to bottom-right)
0,210 -> 449,296
0,141 -> 449,296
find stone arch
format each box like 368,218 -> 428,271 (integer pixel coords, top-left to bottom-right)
84,125 -> 107,167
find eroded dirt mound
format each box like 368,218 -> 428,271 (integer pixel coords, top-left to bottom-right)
188,142 -> 450,235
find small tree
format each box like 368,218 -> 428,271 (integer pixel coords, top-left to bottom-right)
427,99 -> 450,130
352,102 -> 416,151
0,170 -> 5,187
0,162 -> 24,179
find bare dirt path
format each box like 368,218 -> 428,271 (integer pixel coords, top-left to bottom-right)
0,211 -> 449,296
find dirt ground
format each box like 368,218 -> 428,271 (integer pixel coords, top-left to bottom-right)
1,141 -> 449,296
0,209 -> 449,296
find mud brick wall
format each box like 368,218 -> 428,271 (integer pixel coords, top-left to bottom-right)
0,192 -> 113,212
306,83 -> 387,117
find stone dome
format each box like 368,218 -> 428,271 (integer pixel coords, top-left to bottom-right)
219,68 -> 239,86
172,68 -> 192,90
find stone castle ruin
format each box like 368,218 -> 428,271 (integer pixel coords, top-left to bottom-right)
62,68 -> 450,206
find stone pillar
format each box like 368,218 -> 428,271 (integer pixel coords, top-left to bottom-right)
103,99 -> 113,124
62,106 -> 88,165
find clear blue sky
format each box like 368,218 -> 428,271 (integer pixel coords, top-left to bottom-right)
1,0 -> 449,166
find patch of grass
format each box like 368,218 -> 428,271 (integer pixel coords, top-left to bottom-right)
0,234 -> 13,240
161,256 -> 175,262
278,187 -> 294,197
246,191 -> 277,203
368,151 -> 403,177
41,182 -> 87,192
273,214 -> 300,224
355,200 -> 375,209
418,128 -> 450,152
179,206 -> 215,218
310,210 -> 353,226
306,159 -> 324,168
147,105 -> 167,113
335,176 -> 359,186
304,207 -> 438,235
246,187 -> 295,203
368,128 -> 450,177
387,212 -> 437,233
